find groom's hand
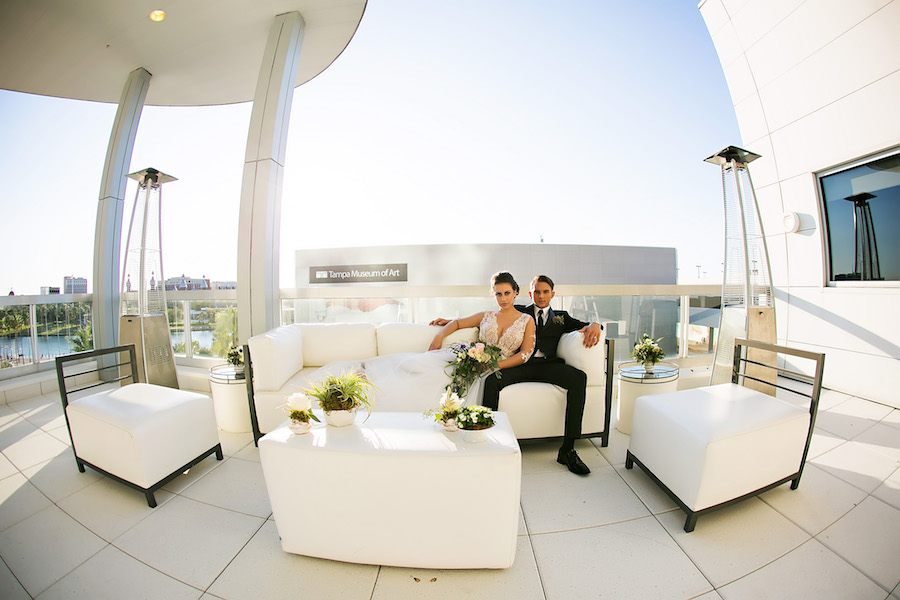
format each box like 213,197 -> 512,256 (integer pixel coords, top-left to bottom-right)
580,323 -> 603,348
429,318 -> 451,326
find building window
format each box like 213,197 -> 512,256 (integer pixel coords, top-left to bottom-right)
820,149 -> 900,283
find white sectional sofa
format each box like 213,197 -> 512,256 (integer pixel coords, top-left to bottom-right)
244,322 -> 613,445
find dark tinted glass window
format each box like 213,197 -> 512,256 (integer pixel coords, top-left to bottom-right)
821,152 -> 900,282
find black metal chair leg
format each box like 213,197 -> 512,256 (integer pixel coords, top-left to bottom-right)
684,513 -> 697,533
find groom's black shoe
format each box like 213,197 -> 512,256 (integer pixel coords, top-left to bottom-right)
557,448 -> 590,475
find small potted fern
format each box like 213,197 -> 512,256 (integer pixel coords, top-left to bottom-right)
304,370 -> 376,427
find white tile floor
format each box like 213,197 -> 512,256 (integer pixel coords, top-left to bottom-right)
1,387 -> 899,600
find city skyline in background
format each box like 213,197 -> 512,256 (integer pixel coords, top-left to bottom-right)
0,1 -> 742,295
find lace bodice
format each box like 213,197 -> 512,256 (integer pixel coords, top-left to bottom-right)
479,311 -> 534,361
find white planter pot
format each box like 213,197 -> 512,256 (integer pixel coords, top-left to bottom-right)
461,427 -> 492,443
324,409 -> 357,427
288,419 -> 311,435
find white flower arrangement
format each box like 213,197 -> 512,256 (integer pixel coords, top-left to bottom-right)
424,389 -> 463,423
631,334 -> 665,365
456,405 -> 495,431
282,393 -> 319,424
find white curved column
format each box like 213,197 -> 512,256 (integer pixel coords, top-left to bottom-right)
238,12 -> 305,341
93,67 -> 151,350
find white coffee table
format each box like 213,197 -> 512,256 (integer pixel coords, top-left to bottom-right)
259,411 -> 522,569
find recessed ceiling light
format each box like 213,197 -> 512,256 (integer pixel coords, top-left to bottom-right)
149,9 -> 166,22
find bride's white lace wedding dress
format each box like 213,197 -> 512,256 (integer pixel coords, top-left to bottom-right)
304,312 -> 532,412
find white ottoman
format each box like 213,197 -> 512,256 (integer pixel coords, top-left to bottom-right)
259,411 -> 521,569
65,383 -> 222,507
626,383 -> 810,531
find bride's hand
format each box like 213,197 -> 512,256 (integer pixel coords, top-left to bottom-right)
428,334 -> 443,351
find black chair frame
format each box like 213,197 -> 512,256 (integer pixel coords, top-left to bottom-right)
625,337 -> 825,532
56,344 -> 223,507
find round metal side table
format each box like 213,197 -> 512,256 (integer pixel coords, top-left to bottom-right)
209,364 -> 252,433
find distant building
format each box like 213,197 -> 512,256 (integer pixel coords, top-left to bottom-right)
165,274 -> 211,291
211,281 -> 237,290
63,276 -> 88,294
41,287 -> 61,295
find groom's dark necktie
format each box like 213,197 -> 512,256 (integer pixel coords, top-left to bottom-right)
537,309 -> 545,331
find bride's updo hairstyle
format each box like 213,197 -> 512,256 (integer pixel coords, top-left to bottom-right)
490,271 -> 519,294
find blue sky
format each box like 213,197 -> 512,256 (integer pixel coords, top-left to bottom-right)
0,1 -> 741,295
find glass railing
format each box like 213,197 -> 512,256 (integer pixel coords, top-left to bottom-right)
1,284 -> 720,379
166,290 -> 239,366
279,284 -> 722,364
0,294 -> 92,377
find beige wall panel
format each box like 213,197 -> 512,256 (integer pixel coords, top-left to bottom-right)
730,0 -> 804,57
721,55 -> 757,106
733,92 -> 769,146
758,2 -> 900,132
769,70 -> 900,179
784,286 -> 900,358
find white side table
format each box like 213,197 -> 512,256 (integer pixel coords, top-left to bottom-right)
209,364 -> 252,433
616,362 -> 679,434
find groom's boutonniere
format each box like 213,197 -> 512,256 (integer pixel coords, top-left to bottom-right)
552,315 -> 565,325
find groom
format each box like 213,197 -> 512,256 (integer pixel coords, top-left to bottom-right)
432,274 -> 603,475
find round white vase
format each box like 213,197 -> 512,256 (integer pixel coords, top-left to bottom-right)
287,419 -> 311,435
462,427 -> 492,443
324,409 -> 357,427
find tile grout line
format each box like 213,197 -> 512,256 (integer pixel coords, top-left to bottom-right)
201,517 -> 270,597
519,500 -> 550,600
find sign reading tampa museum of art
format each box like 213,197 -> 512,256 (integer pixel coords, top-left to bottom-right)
309,264 -> 408,284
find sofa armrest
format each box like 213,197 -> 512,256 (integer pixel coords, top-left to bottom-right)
557,330 -> 607,386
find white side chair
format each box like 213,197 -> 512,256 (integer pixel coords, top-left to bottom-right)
56,344 -> 223,507
626,338 -> 825,532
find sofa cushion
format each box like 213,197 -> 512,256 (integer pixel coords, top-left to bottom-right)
443,326 -> 479,347
374,323 -> 480,355
376,323 -> 441,356
557,328 -> 606,385
248,325 -> 304,392
300,323 -> 377,367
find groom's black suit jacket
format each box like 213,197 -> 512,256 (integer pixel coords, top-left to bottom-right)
516,304 -> 591,360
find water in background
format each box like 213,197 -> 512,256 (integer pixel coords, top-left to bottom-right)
1,329 -> 220,365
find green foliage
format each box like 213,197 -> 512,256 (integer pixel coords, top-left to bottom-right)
211,306 -> 238,358
68,325 -> 93,352
456,405 -> 495,430
632,334 -> 666,364
304,370 -> 376,415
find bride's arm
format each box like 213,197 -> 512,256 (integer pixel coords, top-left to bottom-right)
428,312 -> 484,350
497,317 -> 536,369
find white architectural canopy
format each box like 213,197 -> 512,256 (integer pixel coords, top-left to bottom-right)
0,0 -> 367,347
0,0 -> 366,106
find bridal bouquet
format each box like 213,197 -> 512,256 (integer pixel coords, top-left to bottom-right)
445,341 -> 502,398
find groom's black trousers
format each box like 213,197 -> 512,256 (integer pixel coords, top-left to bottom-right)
481,357 -> 586,440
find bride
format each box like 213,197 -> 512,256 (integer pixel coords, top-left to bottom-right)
428,271 -> 535,368
312,272 -> 536,411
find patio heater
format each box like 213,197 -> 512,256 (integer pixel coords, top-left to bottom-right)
119,168 -> 179,388
704,146 -> 776,390
844,192 -> 881,280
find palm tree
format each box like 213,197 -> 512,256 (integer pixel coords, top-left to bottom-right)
68,325 -> 93,352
